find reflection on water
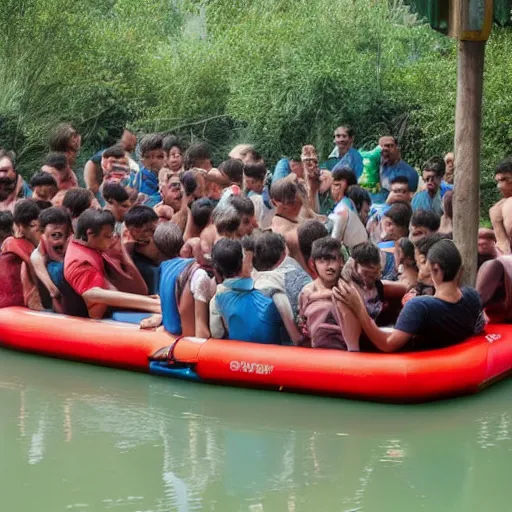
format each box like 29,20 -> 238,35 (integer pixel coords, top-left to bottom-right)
0,349 -> 511,511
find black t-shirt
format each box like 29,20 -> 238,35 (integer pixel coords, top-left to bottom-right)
394,287 -> 485,350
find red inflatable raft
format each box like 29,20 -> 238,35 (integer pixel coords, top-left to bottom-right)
0,306 -> 511,403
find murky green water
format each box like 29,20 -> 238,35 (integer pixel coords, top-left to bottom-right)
0,349 -> 511,511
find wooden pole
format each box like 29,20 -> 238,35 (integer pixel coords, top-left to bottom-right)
453,39 -> 486,286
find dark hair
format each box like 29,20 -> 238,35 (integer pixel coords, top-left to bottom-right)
411,209 -> 441,232
162,135 -> 183,154
30,171 -> 57,189
241,234 -> 255,252
219,159 -> 244,185
139,133 -> 164,157
347,186 -> 371,213
423,156 -> 446,177
102,145 -> 126,159
311,236 -> 342,260
380,135 -> 399,146
352,242 -> 381,266
270,179 -> 298,204
230,195 -> 254,217
427,239 -> 462,282
443,190 -> 453,219
390,176 -> 410,187
384,201 -> 412,229
331,168 -> 357,187
244,163 -> 267,182
153,222 -> 184,259
243,148 -> 263,162
335,125 -> 355,138
35,200 -> 53,211
75,209 -> 115,242
49,123 -> 77,152
298,220 -> 329,261
0,148 -> 16,169
253,232 -> 286,271
124,205 -> 158,228
212,202 -> 241,234
184,142 -> 211,170
398,237 -> 415,261
13,199 -> 41,226
43,152 -> 68,171
102,182 -> 129,204
0,210 -> 14,233
39,207 -> 71,230
180,170 -> 199,196
62,188 -> 93,218
212,238 -> 243,279
414,232 -> 453,256
191,198 -> 214,231
495,158 -> 512,175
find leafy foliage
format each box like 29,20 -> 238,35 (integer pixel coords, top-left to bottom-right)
0,0 -> 510,217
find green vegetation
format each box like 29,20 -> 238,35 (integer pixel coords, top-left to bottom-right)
0,0 -> 509,214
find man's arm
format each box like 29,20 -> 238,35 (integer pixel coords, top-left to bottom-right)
84,160 -> 101,194
82,288 -> 161,319
194,300 -> 211,338
333,281 -> 412,353
31,248 -> 60,298
209,295 -> 226,339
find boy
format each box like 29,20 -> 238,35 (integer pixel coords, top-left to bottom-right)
270,179 -> 302,236
328,168 -> 367,249
336,239 -> 484,352
298,237 -> 360,350
124,205 -> 161,294
141,222 -> 215,337
183,142 -> 212,172
409,209 -> 441,243
131,134 -> 165,207
30,172 -> 58,202
30,207 -> 72,311
0,200 -> 41,308
210,238 -> 286,344
41,152 -> 79,191
244,162 -> 274,230
253,231 -> 311,328
411,157 -> 445,216
102,183 -> 131,235
62,188 -> 95,232
64,209 -> 160,319
162,135 -> 184,174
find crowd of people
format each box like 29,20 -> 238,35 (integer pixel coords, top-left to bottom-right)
1,122 -> 510,352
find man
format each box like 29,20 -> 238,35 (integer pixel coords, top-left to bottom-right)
324,126 -> 364,179
84,128 -> 138,194
411,157 -> 444,216
374,136 -> 418,203
490,158 -> 512,254
64,209 -> 159,319
478,228 -> 499,269
336,239 -> 485,352
0,149 -> 32,212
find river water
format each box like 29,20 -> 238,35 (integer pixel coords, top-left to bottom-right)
0,349 -> 510,512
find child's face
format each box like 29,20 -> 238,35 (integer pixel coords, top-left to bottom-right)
20,219 -> 41,246
44,223 -> 70,257
245,177 -> 264,194
314,254 -> 342,288
166,147 -> 183,172
127,221 -> 157,247
142,149 -> 165,173
355,262 -> 381,289
34,184 -> 57,201
88,224 -> 115,253
414,247 -> 431,282
109,199 -> 131,223
236,214 -> 258,237
381,217 -> 406,241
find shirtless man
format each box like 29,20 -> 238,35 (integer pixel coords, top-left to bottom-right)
490,159 -> 512,254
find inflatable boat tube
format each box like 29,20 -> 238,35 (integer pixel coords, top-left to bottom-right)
0,307 -> 511,403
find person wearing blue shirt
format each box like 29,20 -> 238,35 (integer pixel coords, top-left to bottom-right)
271,157 -> 304,184
210,238 -> 286,345
411,156 -> 445,217
321,126 -> 364,179
130,133 -> 165,207
372,136 -> 419,204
